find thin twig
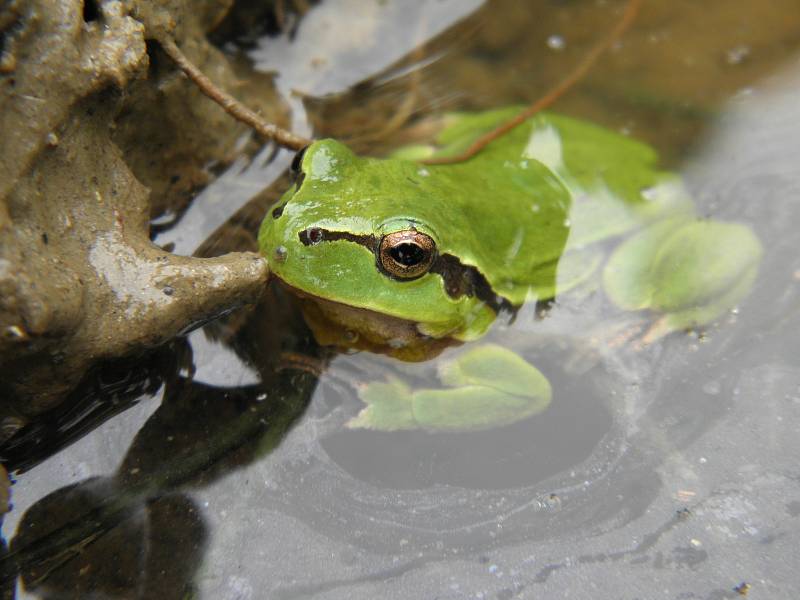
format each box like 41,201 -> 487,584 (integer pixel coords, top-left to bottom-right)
159,36 -> 312,151
421,0 -> 642,165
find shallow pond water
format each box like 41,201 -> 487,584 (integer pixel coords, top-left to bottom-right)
4,1 -> 800,598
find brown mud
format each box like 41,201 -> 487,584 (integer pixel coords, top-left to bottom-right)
0,0 -> 294,426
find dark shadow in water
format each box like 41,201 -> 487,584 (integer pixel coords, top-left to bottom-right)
0,345 -> 183,473
0,284 -> 322,597
13,480 -> 205,599
2,372 -> 317,597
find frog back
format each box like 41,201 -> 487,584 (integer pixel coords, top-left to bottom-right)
415,108 -> 678,304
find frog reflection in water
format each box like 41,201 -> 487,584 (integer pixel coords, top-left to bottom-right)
258,108 -> 762,432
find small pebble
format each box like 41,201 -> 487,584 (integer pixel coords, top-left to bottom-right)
4,325 -> 25,340
734,582 -> 751,595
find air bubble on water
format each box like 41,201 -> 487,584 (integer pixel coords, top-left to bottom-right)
544,493 -> 562,510
726,45 -> 751,65
547,34 -> 566,51
702,380 -> 721,395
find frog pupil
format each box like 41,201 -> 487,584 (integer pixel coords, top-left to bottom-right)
307,227 -> 323,244
390,243 -> 425,266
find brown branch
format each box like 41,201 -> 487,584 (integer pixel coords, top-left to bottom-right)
421,0 -> 643,165
158,36 -> 312,151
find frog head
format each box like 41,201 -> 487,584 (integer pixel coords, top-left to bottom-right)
258,139 -> 507,360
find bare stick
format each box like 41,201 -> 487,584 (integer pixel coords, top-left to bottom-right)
159,36 -> 312,151
422,0 -> 642,165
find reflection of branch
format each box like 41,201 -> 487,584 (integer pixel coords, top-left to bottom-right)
354,15 -> 428,144
158,36 -> 312,151
422,0 -> 642,165
4,375 -> 316,588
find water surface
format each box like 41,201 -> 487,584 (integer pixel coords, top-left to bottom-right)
4,1 -> 800,598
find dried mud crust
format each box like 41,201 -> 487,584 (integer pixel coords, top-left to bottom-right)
0,0 -> 288,420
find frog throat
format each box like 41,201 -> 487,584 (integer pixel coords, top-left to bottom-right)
297,227 -> 513,314
285,283 -> 461,361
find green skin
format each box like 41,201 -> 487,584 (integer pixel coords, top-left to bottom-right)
258,108 -> 762,432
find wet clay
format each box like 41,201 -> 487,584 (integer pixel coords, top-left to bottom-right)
0,0 -> 289,420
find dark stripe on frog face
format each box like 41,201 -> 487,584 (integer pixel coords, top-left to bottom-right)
298,228 -> 512,314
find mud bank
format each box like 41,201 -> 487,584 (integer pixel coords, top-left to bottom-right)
0,0 -> 288,424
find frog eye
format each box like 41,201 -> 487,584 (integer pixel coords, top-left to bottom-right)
290,145 -> 308,176
378,230 -> 436,280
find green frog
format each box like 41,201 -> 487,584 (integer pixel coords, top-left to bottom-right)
257,107 -> 762,432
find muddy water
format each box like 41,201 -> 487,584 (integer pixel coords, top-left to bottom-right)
4,1 -> 800,598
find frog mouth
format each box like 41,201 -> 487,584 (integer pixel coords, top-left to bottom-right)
280,281 -> 461,362
297,227 -> 512,314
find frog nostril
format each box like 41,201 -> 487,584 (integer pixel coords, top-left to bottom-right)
272,205 -> 284,219
273,246 -> 288,263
